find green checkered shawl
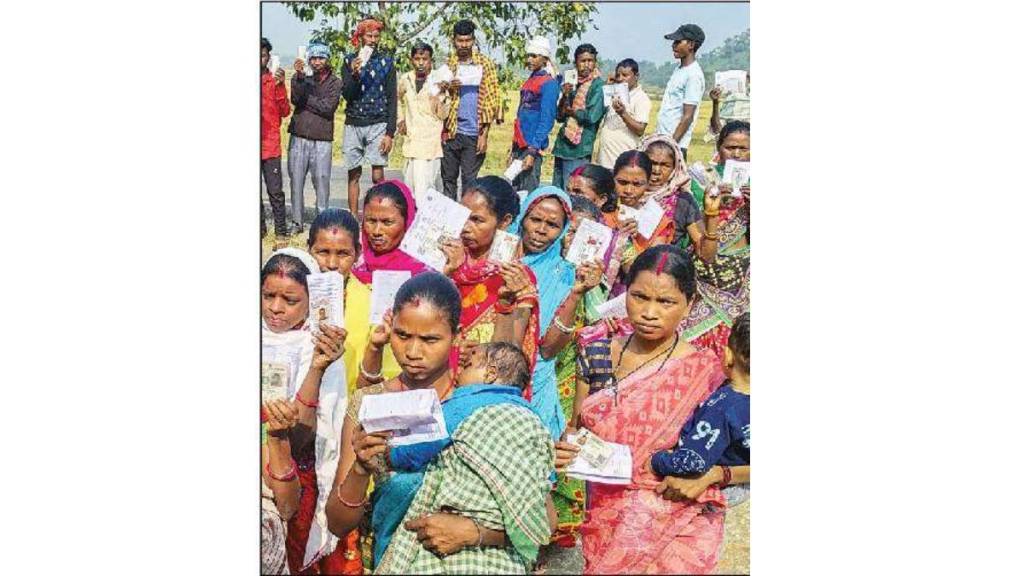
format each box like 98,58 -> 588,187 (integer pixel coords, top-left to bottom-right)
375,404 -> 555,574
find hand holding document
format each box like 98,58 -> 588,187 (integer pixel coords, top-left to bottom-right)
565,218 -> 613,266
635,198 -> 664,239
566,429 -> 633,484
357,46 -> 374,65
298,45 -> 312,76
488,229 -> 520,264
399,189 -> 472,271
595,293 -> 627,320
503,158 -> 524,182
307,271 -> 345,336
262,362 -> 290,402
722,160 -> 750,198
714,69 -> 747,95
602,82 -> 630,107
562,69 -> 578,86
456,64 -> 483,86
358,388 -> 449,447
369,270 -> 411,325
269,54 -> 281,75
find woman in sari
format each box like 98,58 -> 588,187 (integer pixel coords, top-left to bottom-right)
438,176 -> 541,380
639,133 -> 704,250
325,273 -> 553,573
558,246 -> 737,574
261,249 -> 348,574
262,399 -> 301,575
681,120 -> 751,360
303,208 -> 373,573
349,180 -> 428,387
506,186 -> 603,441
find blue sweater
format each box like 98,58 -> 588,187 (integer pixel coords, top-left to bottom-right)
651,382 -> 750,476
513,70 -> 559,155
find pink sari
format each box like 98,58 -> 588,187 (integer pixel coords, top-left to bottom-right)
579,348 -> 727,574
350,179 -> 429,284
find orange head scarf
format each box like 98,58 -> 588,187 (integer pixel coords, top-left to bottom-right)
350,18 -> 383,48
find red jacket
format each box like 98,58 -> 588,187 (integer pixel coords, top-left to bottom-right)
261,71 -> 291,160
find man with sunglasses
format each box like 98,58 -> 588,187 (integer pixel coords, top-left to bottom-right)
655,24 -> 706,162
508,36 -> 559,191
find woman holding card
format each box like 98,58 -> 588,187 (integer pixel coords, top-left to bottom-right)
439,176 -> 542,379
326,273 -> 553,573
508,186 -> 604,441
639,133 -> 704,250
681,120 -> 750,360
558,245 -> 729,574
261,248 -> 350,573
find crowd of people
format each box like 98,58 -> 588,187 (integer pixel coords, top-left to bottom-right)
261,15 -> 751,575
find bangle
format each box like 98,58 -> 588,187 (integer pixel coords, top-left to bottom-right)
494,300 -> 515,315
294,392 -> 319,408
335,487 -> 369,508
719,465 -> 732,487
470,517 -> 484,548
704,211 -> 720,218
702,233 -> 720,243
553,316 -> 574,334
360,359 -> 383,381
265,459 -> 298,482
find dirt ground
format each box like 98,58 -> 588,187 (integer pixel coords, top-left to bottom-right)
715,499 -> 750,575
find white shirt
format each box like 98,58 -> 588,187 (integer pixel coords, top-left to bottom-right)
655,61 -> 705,150
596,84 -> 653,169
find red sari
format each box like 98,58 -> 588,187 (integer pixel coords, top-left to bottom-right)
579,348 -> 727,574
450,258 -> 540,398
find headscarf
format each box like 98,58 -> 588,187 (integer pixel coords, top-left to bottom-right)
261,247 -> 346,569
350,180 -> 428,284
508,186 -> 575,441
350,17 -> 383,49
638,133 -> 691,206
308,42 -> 331,60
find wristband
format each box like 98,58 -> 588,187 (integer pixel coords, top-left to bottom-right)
704,210 -> 720,218
265,459 -> 298,482
360,359 -> 384,381
294,393 -> 319,408
335,488 -> 369,508
719,465 -> 732,487
553,316 -> 575,335
470,516 -> 484,548
494,300 -> 515,315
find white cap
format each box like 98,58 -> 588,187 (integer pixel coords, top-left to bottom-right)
525,36 -> 551,59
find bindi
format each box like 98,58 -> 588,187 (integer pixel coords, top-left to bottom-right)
329,226 -> 341,236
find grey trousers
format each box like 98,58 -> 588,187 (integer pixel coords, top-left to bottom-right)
287,135 -> 332,224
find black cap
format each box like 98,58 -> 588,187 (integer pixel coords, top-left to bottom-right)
665,24 -> 705,45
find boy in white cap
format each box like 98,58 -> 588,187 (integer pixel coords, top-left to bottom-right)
508,36 -> 559,191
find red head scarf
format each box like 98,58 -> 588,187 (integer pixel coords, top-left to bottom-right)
350,18 -> 384,49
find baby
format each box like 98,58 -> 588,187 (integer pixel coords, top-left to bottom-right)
387,341 -> 536,471
650,313 -> 750,489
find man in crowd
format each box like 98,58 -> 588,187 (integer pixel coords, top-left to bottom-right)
596,58 -> 652,169
261,37 -> 290,239
439,19 -> 500,200
707,71 -> 750,141
551,43 -> 605,188
397,41 -> 448,200
342,17 -> 397,215
287,41 -> 342,235
508,36 -> 559,192
655,24 -> 706,162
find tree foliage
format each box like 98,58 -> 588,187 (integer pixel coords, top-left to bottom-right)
285,1 -> 597,88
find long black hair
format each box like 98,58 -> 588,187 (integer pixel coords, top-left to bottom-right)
613,150 -> 653,180
625,244 -> 695,301
718,120 -> 750,149
577,164 -> 617,213
392,272 -> 462,333
307,208 -> 361,256
466,175 -> 520,223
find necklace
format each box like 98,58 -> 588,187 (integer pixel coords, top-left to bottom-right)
611,332 -> 680,404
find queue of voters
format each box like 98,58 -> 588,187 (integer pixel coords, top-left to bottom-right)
261,15 -> 751,575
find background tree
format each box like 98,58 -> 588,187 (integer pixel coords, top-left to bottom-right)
285,1 -> 597,120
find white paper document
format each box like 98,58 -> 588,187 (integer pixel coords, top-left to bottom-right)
503,158 -> 524,182
602,83 -> 630,106
262,343 -> 304,399
565,218 -> 613,266
307,271 -> 345,336
269,54 -> 280,75
715,70 -> 747,95
358,388 -> 449,447
456,64 -> 483,86
488,229 -> 520,264
595,293 -> 627,320
427,68 -> 449,96
358,46 -> 374,64
722,160 -> 750,198
562,69 -> 578,86
369,270 -> 411,325
618,204 -> 639,223
261,361 -> 290,402
298,45 -> 312,76
635,198 -> 664,239
399,188 -> 472,271
566,430 -> 633,484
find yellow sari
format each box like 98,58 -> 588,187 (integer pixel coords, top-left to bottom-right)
343,277 -> 401,394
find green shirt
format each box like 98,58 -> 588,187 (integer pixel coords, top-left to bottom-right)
552,77 -> 607,159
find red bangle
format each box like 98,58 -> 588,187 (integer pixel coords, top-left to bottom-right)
265,459 -> 298,482
494,300 -> 515,314
294,393 -> 319,408
719,465 -> 732,487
